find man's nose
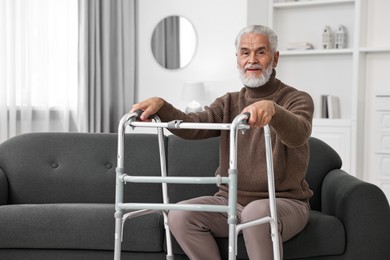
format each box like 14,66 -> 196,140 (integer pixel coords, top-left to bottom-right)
248,52 -> 258,64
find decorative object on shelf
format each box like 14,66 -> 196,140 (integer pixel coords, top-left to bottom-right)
286,42 -> 314,50
335,25 -> 347,49
181,81 -> 206,113
321,95 -> 340,119
322,25 -> 333,49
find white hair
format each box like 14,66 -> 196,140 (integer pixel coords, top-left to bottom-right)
235,25 -> 278,53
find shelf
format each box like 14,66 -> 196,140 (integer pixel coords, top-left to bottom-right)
360,47 -> 390,53
313,118 -> 352,127
279,48 -> 353,56
269,0 -> 365,176
376,93 -> 390,98
273,0 -> 355,9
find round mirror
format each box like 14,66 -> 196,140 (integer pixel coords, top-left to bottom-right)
151,16 -> 197,70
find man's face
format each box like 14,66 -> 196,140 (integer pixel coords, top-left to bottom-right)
237,33 -> 279,87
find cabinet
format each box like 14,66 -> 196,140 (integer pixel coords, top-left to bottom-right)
268,0 -> 360,175
267,0 -> 390,200
360,0 -> 390,202
311,119 -> 352,172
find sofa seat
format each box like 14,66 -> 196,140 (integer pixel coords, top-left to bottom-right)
283,211 -> 345,259
0,203 -> 164,253
170,210 -> 345,259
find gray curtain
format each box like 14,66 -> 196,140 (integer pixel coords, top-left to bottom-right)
151,16 -> 180,69
78,0 -> 136,133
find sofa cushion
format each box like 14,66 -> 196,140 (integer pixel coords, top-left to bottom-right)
0,133 -> 164,204
306,138 -> 342,211
169,210 -> 345,259
0,250 -> 168,260
239,210 -> 345,259
283,210 -> 345,259
0,168 -> 7,205
0,203 -> 164,253
167,135 -> 220,203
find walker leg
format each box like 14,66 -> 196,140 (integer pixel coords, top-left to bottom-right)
228,224 -> 236,260
264,124 -> 280,260
114,211 -> 123,260
270,220 -> 281,260
163,211 -> 174,260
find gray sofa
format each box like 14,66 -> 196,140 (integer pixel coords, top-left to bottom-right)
0,132 -> 389,260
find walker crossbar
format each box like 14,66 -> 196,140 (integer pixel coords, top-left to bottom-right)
118,203 -> 229,213
129,120 -> 249,131
113,111 -> 280,260
120,175 -> 229,185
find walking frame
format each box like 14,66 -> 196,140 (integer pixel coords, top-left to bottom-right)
114,110 -> 280,260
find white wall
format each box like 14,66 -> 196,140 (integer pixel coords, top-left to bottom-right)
247,0 -> 268,26
136,0 -> 248,111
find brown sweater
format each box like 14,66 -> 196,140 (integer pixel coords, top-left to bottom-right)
157,72 -> 314,206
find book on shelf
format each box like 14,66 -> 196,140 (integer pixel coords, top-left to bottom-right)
286,42 -> 314,50
321,95 -> 340,119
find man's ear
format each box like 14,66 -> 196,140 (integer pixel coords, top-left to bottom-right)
273,51 -> 280,68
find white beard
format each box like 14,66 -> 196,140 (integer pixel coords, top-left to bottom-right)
238,63 -> 274,88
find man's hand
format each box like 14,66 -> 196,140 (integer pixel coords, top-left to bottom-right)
130,97 -> 164,121
242,100 -> 276,127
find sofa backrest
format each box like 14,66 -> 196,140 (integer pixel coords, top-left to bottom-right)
167,135 -> 220,203
0,133 -> 164,204
166,135 -> 342,211
0,133 -> 342,210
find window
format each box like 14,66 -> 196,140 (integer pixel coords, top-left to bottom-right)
0,0 -> 78,142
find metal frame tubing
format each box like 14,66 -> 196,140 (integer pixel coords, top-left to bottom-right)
113,112 -> 279,260
234,125 -> 280,260
114,112 -> 137,260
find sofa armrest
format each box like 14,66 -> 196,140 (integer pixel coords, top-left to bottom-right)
0,168 -> 8,205
322,169 -> 390,259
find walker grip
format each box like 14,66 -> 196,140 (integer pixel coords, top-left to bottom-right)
133,109 -> 157,120
134,109 -> 143,119
242,112 -> 251,125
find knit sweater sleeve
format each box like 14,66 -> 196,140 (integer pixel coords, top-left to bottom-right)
270,90 -> 314,148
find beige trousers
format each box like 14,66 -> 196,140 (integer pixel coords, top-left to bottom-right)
168,196 -> 310,260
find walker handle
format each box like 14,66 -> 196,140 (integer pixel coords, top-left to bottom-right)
133,109 -> 158,120
133,109 -> 143,119
242,112 -> 251,125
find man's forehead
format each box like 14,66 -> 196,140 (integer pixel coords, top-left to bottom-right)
239,33 -> 269,49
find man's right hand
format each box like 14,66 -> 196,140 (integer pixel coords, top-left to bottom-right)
130,97 -> 164,121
